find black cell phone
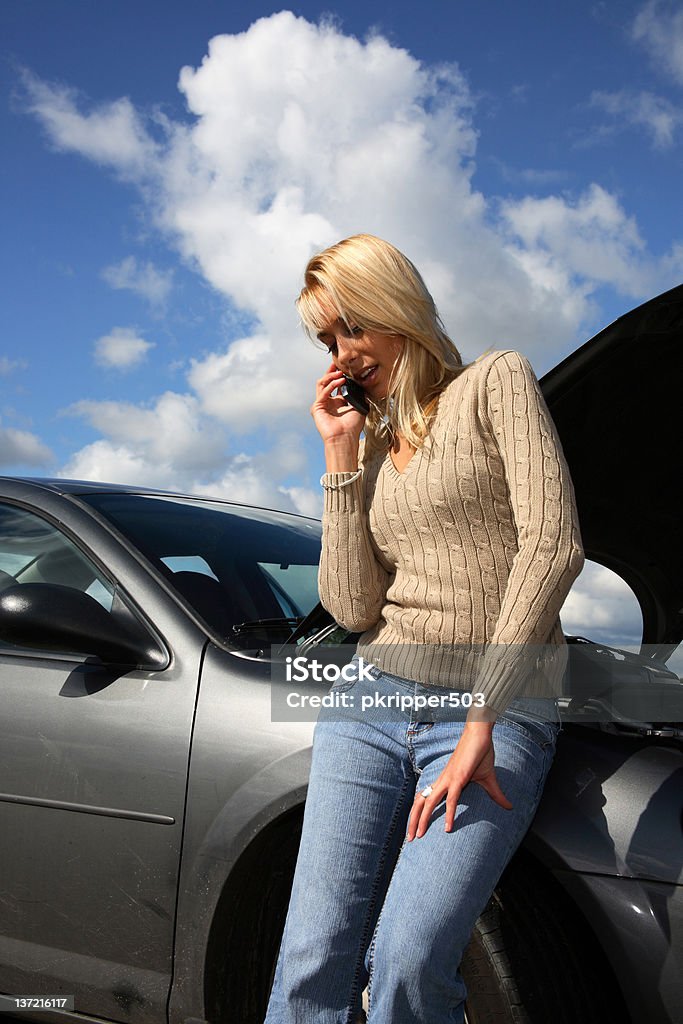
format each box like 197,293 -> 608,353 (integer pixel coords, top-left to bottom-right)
340,375 -> 370,415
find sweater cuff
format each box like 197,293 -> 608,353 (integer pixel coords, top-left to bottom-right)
321,472 -> 364,513
471,644 -> 529,716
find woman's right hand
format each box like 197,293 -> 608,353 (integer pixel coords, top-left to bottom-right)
311,363 -> 366,445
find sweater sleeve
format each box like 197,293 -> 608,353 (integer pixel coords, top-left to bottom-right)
472,350 -> 585,714
318,439 -> 391,632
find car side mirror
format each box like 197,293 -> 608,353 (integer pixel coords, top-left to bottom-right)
0,583 -> 166,667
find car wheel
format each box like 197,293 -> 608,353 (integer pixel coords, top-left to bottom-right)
460,854 -> 628,1024
206,811 -> 302,1024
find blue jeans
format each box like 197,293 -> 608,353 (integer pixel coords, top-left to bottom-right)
264,656 -> 560,1024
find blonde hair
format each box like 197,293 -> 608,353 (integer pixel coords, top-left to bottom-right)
296,234 -> 468,454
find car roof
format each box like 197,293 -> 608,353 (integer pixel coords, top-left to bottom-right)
0,476 -> 320,524
0,477 -> 196,496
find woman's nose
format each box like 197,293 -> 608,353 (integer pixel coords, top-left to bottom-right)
335,338 -> 359,371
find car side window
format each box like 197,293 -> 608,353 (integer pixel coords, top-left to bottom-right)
0,503 -> 116,648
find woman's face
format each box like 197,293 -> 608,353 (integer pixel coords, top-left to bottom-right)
316,318 -> 404,401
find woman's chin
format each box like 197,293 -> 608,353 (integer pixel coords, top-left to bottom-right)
364,380 -> 387,402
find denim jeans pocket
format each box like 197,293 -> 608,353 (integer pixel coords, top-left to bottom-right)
500,713 -> 560,751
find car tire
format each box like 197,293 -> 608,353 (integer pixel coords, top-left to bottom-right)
461,854 -> 628,1024
207,811 -> 302,1024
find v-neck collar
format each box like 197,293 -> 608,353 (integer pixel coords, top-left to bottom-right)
384,434 -> 432,480
388,445 -> 418,477
375,361 -> 483,483
382,389 -> 444,479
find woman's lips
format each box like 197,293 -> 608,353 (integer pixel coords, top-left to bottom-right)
358,365 -> 379,387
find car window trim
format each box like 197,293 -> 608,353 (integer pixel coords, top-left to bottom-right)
0,496 -> 170,669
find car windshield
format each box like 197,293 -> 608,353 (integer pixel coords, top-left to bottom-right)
79,492 -> 322,650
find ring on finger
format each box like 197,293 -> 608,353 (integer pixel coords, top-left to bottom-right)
420,784 -> 433,798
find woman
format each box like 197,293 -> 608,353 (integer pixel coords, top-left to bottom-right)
264,234 -> 584,1024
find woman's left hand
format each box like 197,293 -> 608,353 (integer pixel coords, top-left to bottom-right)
407,722 -> 513,840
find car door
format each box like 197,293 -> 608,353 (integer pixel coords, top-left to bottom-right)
0,495 -> 206,1024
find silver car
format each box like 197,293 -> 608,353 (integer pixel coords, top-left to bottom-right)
0,283 -> 682,1024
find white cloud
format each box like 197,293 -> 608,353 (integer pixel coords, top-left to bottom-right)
187,334 -> 314,432
67,391 -> 225,472
189,433 -> 316,512
21,69 -> 157,177
561,560 -> 643,649
59,432 -> 314,515
60,387 -> 316,513
0,357 -> 27,376
60,441 -> 160,488
278,484 -> 321,518
661,240 -> 683,279
26,12 -> 676,368
190,459 -> 312,511
633,0 -> 683,85
591,88 -> 682,148
494,161 -> 570,186
101,256 -> 173,308
499,184 -> 654,298
23,11 -> 683,512
93,327 -> 155,370
0,424 -> 53,468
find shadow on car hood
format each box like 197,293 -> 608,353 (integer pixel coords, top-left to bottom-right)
541,283 -> 683,651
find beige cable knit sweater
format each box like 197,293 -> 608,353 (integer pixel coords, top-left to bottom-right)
318,349 -> 585,715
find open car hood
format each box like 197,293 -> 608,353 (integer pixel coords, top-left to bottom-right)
541,283 -> 683,651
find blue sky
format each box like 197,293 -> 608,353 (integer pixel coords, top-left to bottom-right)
2,0 -> 683,650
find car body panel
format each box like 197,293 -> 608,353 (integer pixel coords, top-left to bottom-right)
0,485 -> 209,1022
551,871 -> 683,1024
168,643 -> 317,1022
527,726 -> 683,884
